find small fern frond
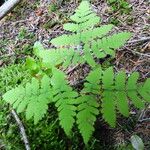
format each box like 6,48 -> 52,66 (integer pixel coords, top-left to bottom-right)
69,1 -> 100,29
127,72 -> 145,109
50,1 -> 131,67
51,67 -> 78,136
3,76 -> 52,124
115,71 -> 129,117
81,66 -> 102,94
34,43 -> 84,68
138,78 -> 150,102
92,32 -> 131,57
34,42 -> 65,67
101,67 -> 116,127
77,67 -> 101,144
101,67 -> 150,127
51,34 -> 81,47
77,95 -> 99,144
51,25 -> 114,47
80,25 -> 114,42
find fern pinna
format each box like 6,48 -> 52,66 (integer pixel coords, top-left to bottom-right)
3,76 -> 52,124
2,1 -> 150,145
33,1 -> 131,68
51,67 -> 78,136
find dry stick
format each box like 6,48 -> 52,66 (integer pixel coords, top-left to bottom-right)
11,109 -> 31,150
127,36 -> 150,44
0,0 -> 22,20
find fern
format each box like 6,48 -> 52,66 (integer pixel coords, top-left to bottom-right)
76,66 -> 150,143
3,75 -> 52,124
101,67 -> 149,127
33,1 -> 131,68
34,42 -> 84,68
2,0 -> 150,146
51,67 -> 78,136
77,67 -> 101,144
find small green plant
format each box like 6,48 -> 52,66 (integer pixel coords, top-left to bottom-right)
48,3 -> 57,13
18,28 -> 27,40
2,1 -> 150,145
107,0 -> 132,14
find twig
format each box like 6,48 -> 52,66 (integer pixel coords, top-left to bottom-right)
0,0 -> 22,20
66,64 -> 80,74
11,109 -> 30,150
131,51 -> 150,58
138,106 -> 150,123
123,46 -> 150,58
128,37 -> 150,44
0,53 -> 15,58
138,118 -> 150,123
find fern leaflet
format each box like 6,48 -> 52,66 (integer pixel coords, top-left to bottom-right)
51,67 -> 78,136
101,67 -> 150,127
77,67 -> 101,144
50,1 -> 131,67
3,76 -> 52,124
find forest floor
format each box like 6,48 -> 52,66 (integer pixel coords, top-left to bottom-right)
0,0 -> 150,149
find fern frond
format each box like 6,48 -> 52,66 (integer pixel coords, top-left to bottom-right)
34,42 -> 65,68
80,25 -> 114,42
101,67 -> 150,127
115,71 -> 129,117
138,78 -> 150,102
92,32 -> 131,57
81,66 -> 102,94
51,34 -> 81,46
3,76 -> 52,124
101,67 -> 116,127
83,43 -> 96,67
77,67 -> 101,144
34,44 -> 84,68
127,72 -> 145,108
70,1 -> 100,28
50,1 -> 131,67
77,95 -> 99,144
51,68 -> 78,136
52,25 -> 114,47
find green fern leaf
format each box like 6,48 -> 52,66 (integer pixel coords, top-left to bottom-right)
106,32 -> 131,49
34,46 -> 84,68
83,44 -> 96,67
82,66 -> 102,94
115,71 -> 129,117
80,25 -> 114,42
51,34 -> 80,46
70,1 -> 100,27
51,67 -> 78,136
77,67 -> 101,144
50,1 -> 131,67
101,67 -> 150,127
77,95 -> 99,144
33,41 -> 45,56
3,76 -> 52,124
101,67 -> 116,127
138,78 -> 150,102
127,72 -> 145,109
63,23 -> 79,32
93,32 -> 131,57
